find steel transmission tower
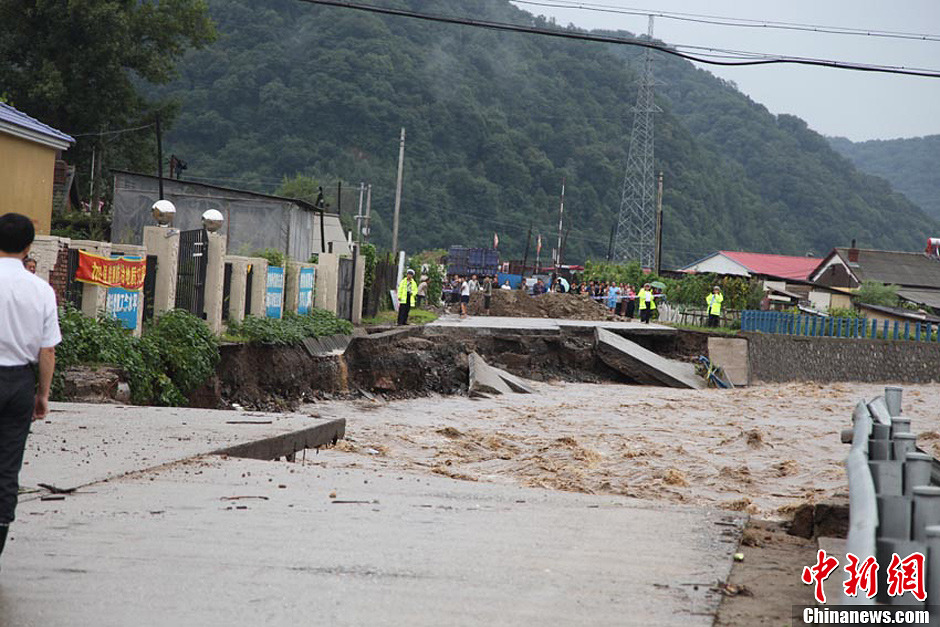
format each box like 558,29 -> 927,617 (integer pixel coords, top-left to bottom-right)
613,16 -> 660,268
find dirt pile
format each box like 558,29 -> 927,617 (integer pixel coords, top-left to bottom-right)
468,290 -> 620,320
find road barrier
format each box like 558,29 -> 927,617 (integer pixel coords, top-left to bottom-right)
742,310 -> 940,342
842,387 -> 940,606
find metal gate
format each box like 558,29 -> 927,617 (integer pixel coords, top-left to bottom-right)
244,264 -> 254,317
336,257 -> 355,321
221,262 -> 233,321
142,255 -> 158,322
175,228 -> 208,318
64,248 -> 83,310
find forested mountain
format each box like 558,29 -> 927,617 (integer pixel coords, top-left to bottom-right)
829,135 -> 940,222
153,0 -> 937,267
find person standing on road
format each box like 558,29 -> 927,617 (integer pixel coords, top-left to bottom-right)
0,213 -> 60,565
624,284 -> 636,319
482,275 -> 493,315
459,275 -> 471,318
397,269 -> 418,325
637,283 -> 656,324
468,274 -> 480,293
416,275 -> 428,308
706,285 -> 724,328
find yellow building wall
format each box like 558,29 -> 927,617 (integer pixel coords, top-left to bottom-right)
0,132 -> 57,235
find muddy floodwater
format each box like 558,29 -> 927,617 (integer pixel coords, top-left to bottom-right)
306,382 -> 940,517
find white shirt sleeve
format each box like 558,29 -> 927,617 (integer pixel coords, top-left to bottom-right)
41,286 -> 62,348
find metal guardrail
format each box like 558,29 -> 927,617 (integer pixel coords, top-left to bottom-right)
842,386 -> 940,606
742,310 -> 940,342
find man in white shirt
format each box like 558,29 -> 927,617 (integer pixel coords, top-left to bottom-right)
0,213 -> 61,565
459,275 -> 470,318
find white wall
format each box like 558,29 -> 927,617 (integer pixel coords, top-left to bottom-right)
683,254 -> 750,277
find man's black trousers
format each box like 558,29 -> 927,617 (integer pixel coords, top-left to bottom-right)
397,302 -> 411,325
0,366 -> 34,525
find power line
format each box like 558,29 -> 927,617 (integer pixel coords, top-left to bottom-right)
297,0 -> 940,78
512,0 -> 940,43
70,122 -> 155,137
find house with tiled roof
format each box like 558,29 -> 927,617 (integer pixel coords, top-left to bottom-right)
0,102 -> 75,234
809,243 -> 940,312
679,250 -> 822,281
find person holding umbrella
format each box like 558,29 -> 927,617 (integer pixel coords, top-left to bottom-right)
706,285 -> 724,327
637,282 -> 658,323
397,269 -> 418,325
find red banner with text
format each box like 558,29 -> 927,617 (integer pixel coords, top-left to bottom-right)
74,250 -> 147,291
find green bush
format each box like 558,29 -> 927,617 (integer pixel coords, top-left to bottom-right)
55,306 -> 219,406
228,309 -> 353,345
853,281 -> 899,308
253,248 -> 286,268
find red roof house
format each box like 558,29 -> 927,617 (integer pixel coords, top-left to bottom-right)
679,250 -> 821,281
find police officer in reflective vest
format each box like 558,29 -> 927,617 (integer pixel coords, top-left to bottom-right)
706,285 -> 724,327
397,269 -> 418,325
637,283 -> 656,324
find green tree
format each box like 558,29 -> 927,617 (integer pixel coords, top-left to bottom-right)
0,0 -> 216,208
853,281 -> 900,308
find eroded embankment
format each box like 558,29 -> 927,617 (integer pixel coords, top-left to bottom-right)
211,325 -> 713,410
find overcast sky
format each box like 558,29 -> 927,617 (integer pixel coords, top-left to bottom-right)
510,0 -> 940,142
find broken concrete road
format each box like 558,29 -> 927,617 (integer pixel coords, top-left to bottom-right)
595,328 -> 705,389
20,403 -> 344,495
468,352 -> 537,397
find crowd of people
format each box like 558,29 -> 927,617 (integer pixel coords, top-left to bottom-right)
397,270 -> 726,327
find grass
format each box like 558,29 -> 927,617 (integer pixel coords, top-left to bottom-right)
362,309 -> 439,326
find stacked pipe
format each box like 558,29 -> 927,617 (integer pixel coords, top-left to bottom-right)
843,386 -> 940,607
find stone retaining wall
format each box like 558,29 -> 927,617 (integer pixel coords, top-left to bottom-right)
745,332 -> 940,383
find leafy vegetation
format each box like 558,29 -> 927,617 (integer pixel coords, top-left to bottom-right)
408,254 -> 444,306
830,135 -> 940,220
852,281 -> 900,308
582,260 -> 762,310
55,307 -> 219,406
0,0 -> 215,210
228,310 -> 353,345
151,0 -> 937,269
253,248 -> 286,268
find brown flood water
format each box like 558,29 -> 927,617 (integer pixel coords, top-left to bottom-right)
306,381 -> 940,518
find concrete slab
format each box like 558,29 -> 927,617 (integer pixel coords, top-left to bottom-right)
468,352 -> 514,396
707,338 -> 749,387
20,403 -> 344,495
2,456 -> 743,626
468,352 -> 536,396
596,328 -> 705,389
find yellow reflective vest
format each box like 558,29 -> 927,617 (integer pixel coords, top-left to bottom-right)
398,277 -> 417,307
638,289 -> 656,310
706,292 -> 724,315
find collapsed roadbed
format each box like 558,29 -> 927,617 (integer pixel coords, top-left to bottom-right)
211,318 -> 714,410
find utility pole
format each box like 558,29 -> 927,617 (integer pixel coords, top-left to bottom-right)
392,127 -> 406,254
536,233 -> 542,275
555,177 -> 565,268
355,182 -> 365,245
336,180 -> 342,216
155,114 -> 164,200
606,224 -> 615,262
364,184 -> 372,243
613,16 -> 660,267
654,171 -> 664,276
521,224 -> 532,277
88,145 -> 96,210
